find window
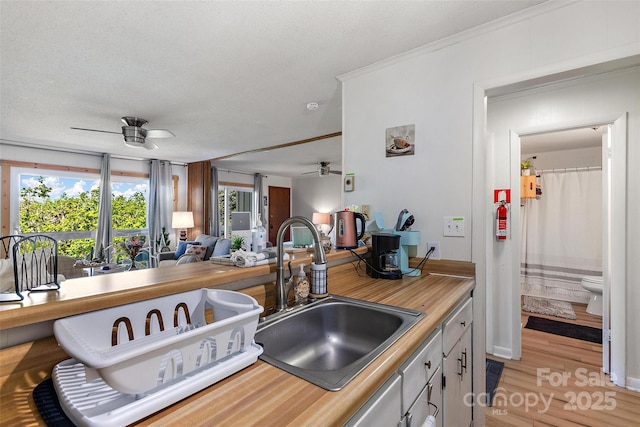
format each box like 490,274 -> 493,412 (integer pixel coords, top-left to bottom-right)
218,184 -> 253,238
13,167 -> 149,259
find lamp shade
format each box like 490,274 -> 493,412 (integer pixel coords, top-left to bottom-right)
312,212 -> 331,226
172,211 -> 194,229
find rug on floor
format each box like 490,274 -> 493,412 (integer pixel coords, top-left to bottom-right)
522,295 -> 576,320
485,358 -> 504,407
524,316 -> 602,344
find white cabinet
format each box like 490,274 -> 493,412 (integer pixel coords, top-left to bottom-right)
442,298 -> 473,427
347,295 -> 473,427
344,373 -> 402,427
399,329 -> 442,427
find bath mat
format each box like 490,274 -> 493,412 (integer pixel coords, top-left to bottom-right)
32,378 -> 74,426
525,316 -> 602,344
485,358 -> 504,407
522,296 -> 576,320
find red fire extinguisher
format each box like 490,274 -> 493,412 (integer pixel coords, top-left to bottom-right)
496,201 -> 508,240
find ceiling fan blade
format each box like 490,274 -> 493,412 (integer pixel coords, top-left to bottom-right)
146,129 -> 175,138
301,171 -> 317,175
70,127 -> 120,135
143,140 -> 159,150
124,140 -> 144,149
330,170 -> 342,175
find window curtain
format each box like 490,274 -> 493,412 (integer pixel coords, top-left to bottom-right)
148,160 -> 173,263
254,173 -> 264,225
94,154 -> 112,262
520,169 -> 602,302
211,166 -> 220,236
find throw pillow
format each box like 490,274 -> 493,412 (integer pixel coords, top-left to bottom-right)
184,244 -> 207,261
194,234 -> 219,260
174,241 -> 199,260
176,254 -> 201,265
212,238 -> 231,257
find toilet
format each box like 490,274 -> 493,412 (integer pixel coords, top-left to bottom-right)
581,275 -> 604,316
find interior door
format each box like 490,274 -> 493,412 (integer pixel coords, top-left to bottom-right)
268,186 -> 290,245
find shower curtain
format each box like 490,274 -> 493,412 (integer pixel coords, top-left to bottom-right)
520,168 -> 602,303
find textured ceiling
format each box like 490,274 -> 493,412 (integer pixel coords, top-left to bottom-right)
1,0 -> 545,177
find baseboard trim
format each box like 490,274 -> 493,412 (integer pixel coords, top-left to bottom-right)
491,346 -> 513,360
626,376 -> 640,392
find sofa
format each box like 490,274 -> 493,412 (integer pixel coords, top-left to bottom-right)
157,234 -> 231,268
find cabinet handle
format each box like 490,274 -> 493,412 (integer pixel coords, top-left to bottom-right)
427,382 -> 434,401
461,348 -> 468,372
460,320 -> 466,327
457,357 -> 463,377
425,360 -> 431,370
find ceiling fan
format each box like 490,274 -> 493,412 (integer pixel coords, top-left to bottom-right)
302,161 -> 342,176
71,117 -> 175,150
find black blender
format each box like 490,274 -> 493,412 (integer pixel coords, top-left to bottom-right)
367,233 -> 402,280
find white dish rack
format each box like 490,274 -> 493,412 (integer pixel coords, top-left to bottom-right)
52,289 -> 264,427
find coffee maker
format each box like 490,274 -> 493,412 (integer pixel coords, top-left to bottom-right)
367,233 -> 402,280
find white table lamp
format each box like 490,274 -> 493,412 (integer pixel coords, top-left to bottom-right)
172,211 -> 194,241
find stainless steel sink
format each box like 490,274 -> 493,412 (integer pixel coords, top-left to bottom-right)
254,295 -> 424,391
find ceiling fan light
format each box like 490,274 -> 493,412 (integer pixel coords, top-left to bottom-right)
122,126 -> 147,145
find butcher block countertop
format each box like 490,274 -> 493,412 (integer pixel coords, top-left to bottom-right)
0,253 -> 474,426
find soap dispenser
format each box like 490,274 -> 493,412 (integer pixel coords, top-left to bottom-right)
294,264 -> 310,303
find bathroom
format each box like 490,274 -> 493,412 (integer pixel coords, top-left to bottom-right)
520,126 -> 605,324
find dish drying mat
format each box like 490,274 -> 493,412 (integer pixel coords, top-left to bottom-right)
49,343 -> 262,427
33,378 -> 75,426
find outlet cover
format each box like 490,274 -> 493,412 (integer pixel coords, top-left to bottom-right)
443,216 -> 465,237
427,241 -> 441,260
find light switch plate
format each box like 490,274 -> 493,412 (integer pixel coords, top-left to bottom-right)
443,216 -> 465,237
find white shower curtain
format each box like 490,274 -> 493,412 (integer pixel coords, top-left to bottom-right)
520,169 -> 602,303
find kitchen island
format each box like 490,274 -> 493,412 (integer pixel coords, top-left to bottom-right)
0,249 -> 474,426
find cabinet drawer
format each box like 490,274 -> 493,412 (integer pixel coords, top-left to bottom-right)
399,329 -> 442,414
443,298 -> 472,355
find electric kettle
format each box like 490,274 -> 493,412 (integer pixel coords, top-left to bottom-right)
334,211 -> 366,249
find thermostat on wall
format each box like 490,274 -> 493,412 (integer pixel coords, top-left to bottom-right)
344,174 -> 355,192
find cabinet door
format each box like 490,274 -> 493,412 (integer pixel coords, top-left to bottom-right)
401,366 -> 442,427
443,340 -> 462,427
459,326 -> 473,427
443,326 -> 473,427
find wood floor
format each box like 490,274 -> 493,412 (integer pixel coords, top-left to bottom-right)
485,301 -> 640,426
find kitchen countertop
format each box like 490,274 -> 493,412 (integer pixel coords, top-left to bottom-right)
0,247 -> 367,331
0,254 -> 474,426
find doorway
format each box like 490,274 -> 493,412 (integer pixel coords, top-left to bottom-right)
508,115 -> 627,383
268,186 -> 291,245
519,126 -> 606,364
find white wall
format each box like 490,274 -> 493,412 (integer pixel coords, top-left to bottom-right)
339,0 -> 640,399
521,146 -> 602,170
487,67 -> 640,376
291,174 -> 342,220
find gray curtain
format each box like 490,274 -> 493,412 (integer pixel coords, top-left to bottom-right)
211,166 -> 220,236
254,173 -> 264,225
148,160 -> 173,262
94,154 -> 112,262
